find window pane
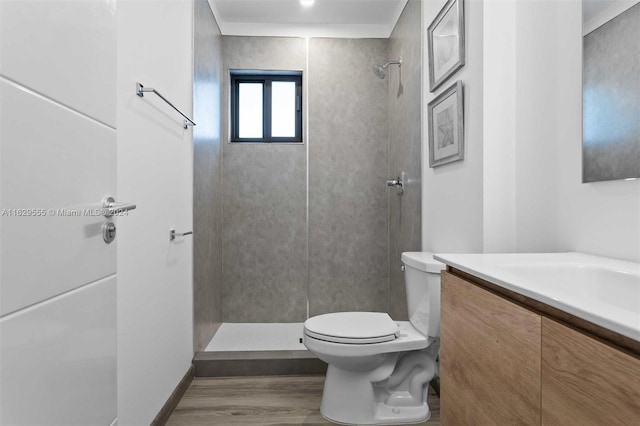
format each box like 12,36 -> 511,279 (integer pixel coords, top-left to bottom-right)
239,83 -> 263,138
271,81 -> 296,137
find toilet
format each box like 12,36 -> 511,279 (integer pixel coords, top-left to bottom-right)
303,252 -> 445,425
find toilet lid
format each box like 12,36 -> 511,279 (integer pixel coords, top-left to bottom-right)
304,312 -> 399,344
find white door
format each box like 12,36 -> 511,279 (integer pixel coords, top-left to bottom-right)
0,1 -> 120,424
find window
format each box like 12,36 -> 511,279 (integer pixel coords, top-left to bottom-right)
230,70 -> 303,143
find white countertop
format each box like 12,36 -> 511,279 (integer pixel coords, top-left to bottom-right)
433,252 -> 640,342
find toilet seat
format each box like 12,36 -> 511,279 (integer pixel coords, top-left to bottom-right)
304,312 -> 399,344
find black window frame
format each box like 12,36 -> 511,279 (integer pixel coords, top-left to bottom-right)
230,70 -> 303,143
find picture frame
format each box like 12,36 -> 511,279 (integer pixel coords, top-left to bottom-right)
428,80 -> 464,168
427,0 -> 465,92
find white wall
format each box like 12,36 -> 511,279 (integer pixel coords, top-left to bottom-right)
117,0 -> 194,424
423,0 -> 639,262
482,0 -> 516,253
512,0 -> 564,253
422,0 -> 485,254
559,0 -> 640,262
510,0 -> 639,261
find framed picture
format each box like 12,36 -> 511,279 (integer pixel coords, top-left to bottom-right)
428,81 -> 464,168
427,0 -> 465,92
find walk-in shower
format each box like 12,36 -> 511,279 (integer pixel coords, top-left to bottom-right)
372,57 -> 402,79
193,31 -> 423,378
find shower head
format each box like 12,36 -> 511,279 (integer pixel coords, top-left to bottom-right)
372,57 -> 402,79
372,64 -> 386,79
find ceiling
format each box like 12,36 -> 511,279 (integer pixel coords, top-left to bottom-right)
208,0 -> 409,38
582,0 -> 638,34
583,0 -> 614,22
583,0 -> 638,23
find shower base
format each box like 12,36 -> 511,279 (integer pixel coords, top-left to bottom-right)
205,323 -> 306,351
194,323 -> 326,377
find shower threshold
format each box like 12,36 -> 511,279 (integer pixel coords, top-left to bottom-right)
205,323 -> 306,351
194,323 -> 326,377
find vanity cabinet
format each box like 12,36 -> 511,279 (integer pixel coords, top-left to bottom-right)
441,271 -> 541,425
541,318 -> 640,425
441,270 -> 640,426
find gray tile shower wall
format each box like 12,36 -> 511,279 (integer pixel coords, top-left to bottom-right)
217,18 -> 420,322
308,38 -> 389,316
193,0 -> 224,352
222,144 -> 308,322
221,37 -> 308,322
388,0 -> 423,320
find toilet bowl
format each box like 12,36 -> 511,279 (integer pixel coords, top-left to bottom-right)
303,252 -> 445,425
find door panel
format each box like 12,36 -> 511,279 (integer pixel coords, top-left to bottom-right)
0,80 -> 116,316
0,276 -> 117,425
0,0 -> 117,126
0,1 -> 118,423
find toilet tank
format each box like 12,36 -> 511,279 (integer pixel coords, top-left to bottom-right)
401,252 -> 446,338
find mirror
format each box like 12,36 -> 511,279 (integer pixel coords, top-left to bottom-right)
582,0 -> 639,183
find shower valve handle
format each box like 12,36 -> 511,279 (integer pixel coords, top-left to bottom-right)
386,172 -> 405,195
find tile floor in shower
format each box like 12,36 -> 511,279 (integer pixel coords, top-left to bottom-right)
205,323 -> 307,352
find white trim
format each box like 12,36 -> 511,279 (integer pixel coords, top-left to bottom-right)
583,0 -> 639,35
220,22 -> 395,38
206,0 -> 225,33
387,0 -> 409,37
207,0 -> 408,38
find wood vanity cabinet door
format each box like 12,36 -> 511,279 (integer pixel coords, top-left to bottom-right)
441,271 -> 542,425
541,318 -> 640,425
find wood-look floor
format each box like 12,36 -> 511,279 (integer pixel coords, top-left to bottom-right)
166,375 -> 440,426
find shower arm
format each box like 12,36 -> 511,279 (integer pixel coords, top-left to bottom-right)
383,58 -> 403,69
